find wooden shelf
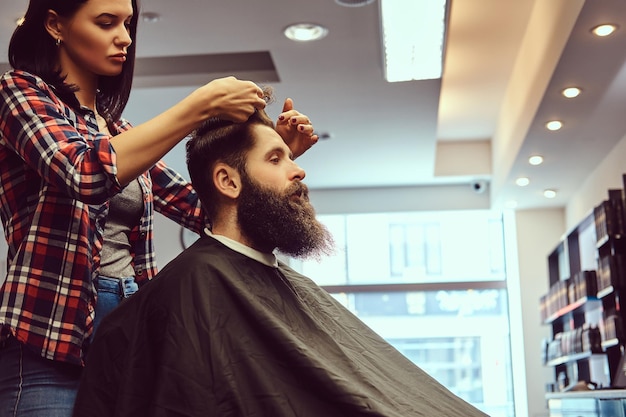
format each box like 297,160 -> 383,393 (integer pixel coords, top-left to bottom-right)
543,297 -> 601,325
545,351 -> 600,367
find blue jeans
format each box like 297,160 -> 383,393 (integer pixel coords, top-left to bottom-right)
93,275 -> 138,337
0,276 -> 138,417
0,336 -> 82,417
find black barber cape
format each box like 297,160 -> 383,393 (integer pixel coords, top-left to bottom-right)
73,235 -> 489,417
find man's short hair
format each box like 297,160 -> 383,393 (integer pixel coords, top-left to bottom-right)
186,91 -> 275,222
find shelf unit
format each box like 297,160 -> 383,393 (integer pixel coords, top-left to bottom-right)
547,390 -> 626,417
540,179 -> 626,398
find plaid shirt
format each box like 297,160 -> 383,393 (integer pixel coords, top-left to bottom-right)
0,70 -> 205,365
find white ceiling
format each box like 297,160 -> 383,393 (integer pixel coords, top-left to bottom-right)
2,0 -> 626,211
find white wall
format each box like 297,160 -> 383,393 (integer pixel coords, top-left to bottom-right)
566,131 -> 626,229
507,208 -> 565,417
154,212 -> 187,270
308,183 -> 490,215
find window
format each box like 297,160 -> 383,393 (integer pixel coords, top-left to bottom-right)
286,210 -> 514,417
389,222 -> 442,276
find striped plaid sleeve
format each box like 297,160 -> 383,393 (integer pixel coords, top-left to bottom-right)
151,159 -> 205,233
0,71 -> 122,204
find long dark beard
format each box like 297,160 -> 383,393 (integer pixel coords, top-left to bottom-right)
237,172 -> 334,259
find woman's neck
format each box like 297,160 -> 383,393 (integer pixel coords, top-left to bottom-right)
72,84 -> 98,112
57,59 -> 99,111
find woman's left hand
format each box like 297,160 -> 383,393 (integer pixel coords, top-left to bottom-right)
275,98 -> 319,159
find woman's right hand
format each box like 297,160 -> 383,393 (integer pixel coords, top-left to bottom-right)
197,76 -> 267,123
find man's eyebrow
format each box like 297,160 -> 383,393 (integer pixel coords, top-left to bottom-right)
267,146 -> 293,160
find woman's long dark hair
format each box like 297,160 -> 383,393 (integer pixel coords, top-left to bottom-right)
8,0 -> 140,123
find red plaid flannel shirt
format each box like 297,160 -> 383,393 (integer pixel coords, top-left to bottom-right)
0,70 -> 205,365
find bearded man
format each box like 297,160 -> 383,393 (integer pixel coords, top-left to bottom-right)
73,97 -> 488,417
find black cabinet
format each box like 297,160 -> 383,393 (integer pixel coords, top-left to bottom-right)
541,180 -> 626,394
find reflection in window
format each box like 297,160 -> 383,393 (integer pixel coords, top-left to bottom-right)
353,289 -> 504,317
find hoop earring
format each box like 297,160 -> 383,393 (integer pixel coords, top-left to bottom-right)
55,38 -> 61,47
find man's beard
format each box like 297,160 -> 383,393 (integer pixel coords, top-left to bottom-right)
237,172 -> 334,260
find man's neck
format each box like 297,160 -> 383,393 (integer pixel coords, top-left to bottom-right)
210,223 -> 272,254
204,228 -> 278,268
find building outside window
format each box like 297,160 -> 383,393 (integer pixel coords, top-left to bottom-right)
285,210 -> 514,417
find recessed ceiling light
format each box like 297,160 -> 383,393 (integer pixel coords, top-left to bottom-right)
528,155 -> 544,166
141,12 -> 161,23
543,189 -> 557,199
335,0 -> 376,6
15,16 -> 25,26
562,87 -> 581,98
546,120 -> 562,131
516,177 -> 530,187
592,24 -> 618,37
284,23 -> 328,42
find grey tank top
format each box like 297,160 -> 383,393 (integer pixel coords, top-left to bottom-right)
100,179 -> 143,278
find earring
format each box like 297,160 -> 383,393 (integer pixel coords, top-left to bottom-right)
55,38 -> 61,47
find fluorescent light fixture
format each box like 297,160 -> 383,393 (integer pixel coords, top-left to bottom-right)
380,0 -> 448,82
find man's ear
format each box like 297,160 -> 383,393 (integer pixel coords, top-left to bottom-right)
213,163 -> 241,199
44,9 -> 63,42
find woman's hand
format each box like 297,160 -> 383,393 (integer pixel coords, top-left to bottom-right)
275,98 -> 319,159
111,76 -> 267,185
199,76 -> 267,123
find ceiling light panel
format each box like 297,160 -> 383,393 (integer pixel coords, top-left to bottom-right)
380,0 -> 448,82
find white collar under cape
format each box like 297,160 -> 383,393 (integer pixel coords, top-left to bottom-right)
203,228 -> 278,268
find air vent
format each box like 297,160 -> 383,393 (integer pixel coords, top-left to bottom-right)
334,0 -> 376,7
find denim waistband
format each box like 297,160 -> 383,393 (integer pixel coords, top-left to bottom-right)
0,326 -> 12,349
94,275 -> 138,299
